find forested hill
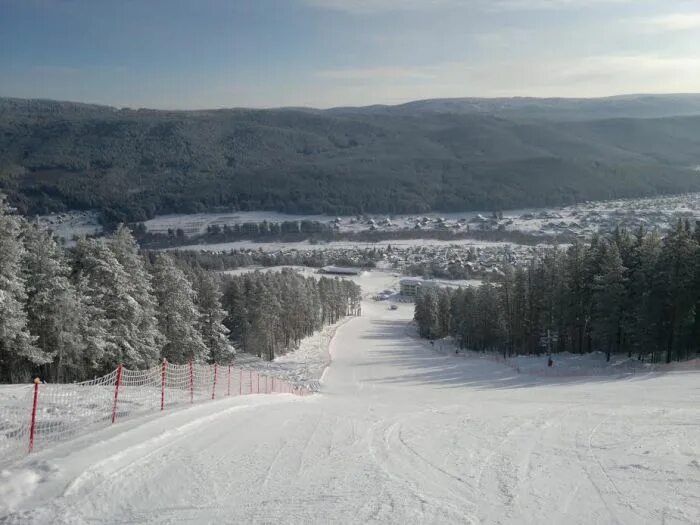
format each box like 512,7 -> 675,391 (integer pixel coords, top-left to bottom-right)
2,95 -> 700,225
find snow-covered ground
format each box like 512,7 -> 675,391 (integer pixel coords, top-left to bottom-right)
35,211 -> 102,242
422,337 -> 700,378
144,192 -> 700,240
169,237 -> 511,253
2,282 -> 698,523
233,317 -> 352,392
37,193 -> 700,248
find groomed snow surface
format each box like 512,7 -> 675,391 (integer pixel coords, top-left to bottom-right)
1,276 -> 698,524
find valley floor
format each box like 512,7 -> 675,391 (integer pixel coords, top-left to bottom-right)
2,300 -> 698,524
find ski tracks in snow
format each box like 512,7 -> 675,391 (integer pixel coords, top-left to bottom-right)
3,298 -> 699,524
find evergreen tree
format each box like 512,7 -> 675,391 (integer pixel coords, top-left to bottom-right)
413,226 -> 698,364
220,269 -> 359,360
0,203 -> 43,381
191,268 -> 235,363
656,221 -> 697,362
72,237 -> 154,370
22,224 -> 82,381
591,241 -> 627,361
108,225 -> 163,364
222,278 -> 250,353
151,254 -> 208,363
626,227 -> 661,360
414,288 -> 438,339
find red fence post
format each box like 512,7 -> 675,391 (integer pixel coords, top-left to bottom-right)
111,364 -> 123,424
239,369 -> 243,395
212,364 -> 218,400
189,360 -> 194,404
257,372 -> 260,394
265,375 -> 268,394
161,359 -> 167,411
227,365 -> 231,396
249,370 -> 252,394
272,377 -> 275,393
28,378 -> 40,453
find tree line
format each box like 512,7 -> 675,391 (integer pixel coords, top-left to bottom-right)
132,220 -> 336,248
221,270 -> 361,361
133,219 -> 569,250
0,201 -> 360,383
0,201 -> 234,382
169,248 -> 383,272
415,222 -> 700,363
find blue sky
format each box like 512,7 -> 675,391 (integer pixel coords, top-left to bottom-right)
1,0 -> 699,109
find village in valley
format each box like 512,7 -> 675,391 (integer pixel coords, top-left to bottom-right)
36,192 -> 700,293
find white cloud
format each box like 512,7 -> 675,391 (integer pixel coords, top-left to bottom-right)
641,12 -> 700,32
309,53 -> 700,107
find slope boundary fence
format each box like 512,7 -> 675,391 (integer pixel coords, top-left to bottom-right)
0,360 -> 310,466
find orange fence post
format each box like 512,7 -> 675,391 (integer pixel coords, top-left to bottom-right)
189,360 -> 194,404
161,359 -> 167,411
212,364 -> 218,400
111,364 -> 123,424
28,378 -> 40,452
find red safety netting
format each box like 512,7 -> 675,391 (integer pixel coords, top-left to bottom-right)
0,361 -> 310,465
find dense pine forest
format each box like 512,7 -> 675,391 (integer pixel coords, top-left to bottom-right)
135,220 -> 564,250
4,97 -> 700,226
415,222 -> 700,363
0,201 -> 360,383
170,247 -> 384,272
221,270 -> 361,361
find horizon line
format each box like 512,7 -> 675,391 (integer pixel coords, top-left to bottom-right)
3,92 -> 700,113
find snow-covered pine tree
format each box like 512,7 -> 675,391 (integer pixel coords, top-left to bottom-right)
22,223 -> 83,381
0,202 -> 45,381
151,253 -> 208,363
108,225 -> 163,363
72,237 -> 155,370
190,267 -> 235,363
72,276 -> 111,376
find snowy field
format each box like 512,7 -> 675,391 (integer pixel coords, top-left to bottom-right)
423,338 -> 700,378
144,192 -> 700,239
38,193 -> 700,248
35,211 -> 102,241
1,275 -> 698,523
169,238 -> 511,253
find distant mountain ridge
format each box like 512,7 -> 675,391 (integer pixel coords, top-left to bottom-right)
5,93 -> 700,119
1,94 -> 700,225
328,94 -> 700,120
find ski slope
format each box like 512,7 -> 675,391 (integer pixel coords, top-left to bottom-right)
2,299 -> 699,524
